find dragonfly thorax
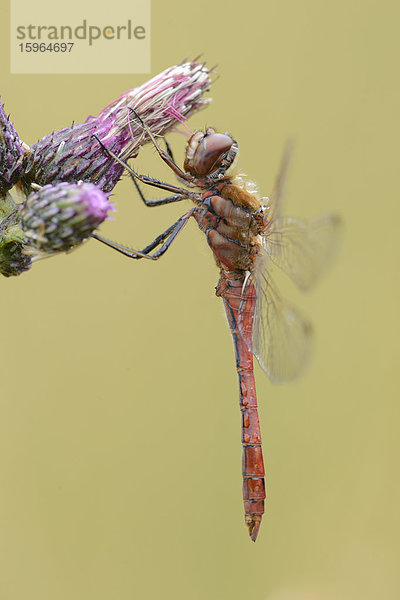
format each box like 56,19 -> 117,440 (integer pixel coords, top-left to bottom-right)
184,128 -> 238,184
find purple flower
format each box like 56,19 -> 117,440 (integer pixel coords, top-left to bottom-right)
0,102 -> 25,197
21,117 -> 131,195
97,60 -> 213,159
20,60 -> 213,195
20,181 -> 113,253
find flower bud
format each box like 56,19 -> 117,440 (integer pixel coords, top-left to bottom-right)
20,181 -> 112,253
0,102 -> 24,196
0,196 -> 31,277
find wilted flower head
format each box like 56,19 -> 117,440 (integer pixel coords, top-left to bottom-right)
20,181 -> 113,253
0,102 -> 24,197
98,60 -> 213,159
20,60 -> 213,195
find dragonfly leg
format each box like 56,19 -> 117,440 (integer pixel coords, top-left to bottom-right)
129,174 -> 186,207
93,135 -> 201,201
163,137 -> 175,164
127,108 -> 195,184
92,209 -> 194,261
128,137 -> 187,205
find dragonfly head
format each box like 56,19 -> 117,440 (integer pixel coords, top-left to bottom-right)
184,128 -> 238,182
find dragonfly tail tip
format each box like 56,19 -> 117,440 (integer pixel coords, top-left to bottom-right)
245,515 -> 262,542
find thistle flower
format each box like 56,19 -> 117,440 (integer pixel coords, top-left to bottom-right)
0,195 -> 31,277
0,102 -> 24,197
21,60 -> 213,195
20,181 -> 113,253
98,60 -> 213,159
2,60 -> 213,274
21,117 -> 131,195
0,238 -> 32,277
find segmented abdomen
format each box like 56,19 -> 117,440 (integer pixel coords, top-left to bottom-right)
216,272 -> 266,541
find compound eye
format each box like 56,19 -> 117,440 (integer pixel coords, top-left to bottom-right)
193,133 -> 233,176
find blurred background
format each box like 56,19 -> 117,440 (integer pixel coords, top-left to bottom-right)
0,1 -> 399,599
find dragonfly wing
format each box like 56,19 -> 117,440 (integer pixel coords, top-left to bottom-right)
263,141 -> 293,222
262,213 -> 342,291
251,250 -> 313,383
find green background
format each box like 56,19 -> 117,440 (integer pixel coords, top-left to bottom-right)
1,1 -> 399,599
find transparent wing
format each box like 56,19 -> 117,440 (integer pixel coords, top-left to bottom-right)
251,250 -> 313,383
263,141 -> 293,222
262,213 -> 342,291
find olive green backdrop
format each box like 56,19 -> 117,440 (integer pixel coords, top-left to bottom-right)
1,1 -> 399,599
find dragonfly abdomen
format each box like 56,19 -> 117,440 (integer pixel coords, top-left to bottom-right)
217,273 -> 266,541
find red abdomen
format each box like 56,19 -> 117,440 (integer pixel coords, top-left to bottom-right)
216,273 -> 266,541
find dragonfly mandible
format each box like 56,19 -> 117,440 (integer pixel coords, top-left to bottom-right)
92,110 -> 341,541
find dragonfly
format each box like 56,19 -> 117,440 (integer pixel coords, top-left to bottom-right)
92,109 -> 341,541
